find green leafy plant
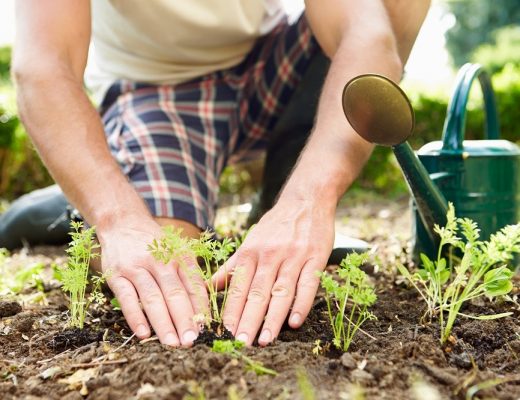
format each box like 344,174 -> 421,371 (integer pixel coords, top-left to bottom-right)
319,252 -> 377,352
397,203 -> 519,343
0,248 -> 45,295
149,227 -> 236,326
58,221 -> 105,329
212,339 -> 277,376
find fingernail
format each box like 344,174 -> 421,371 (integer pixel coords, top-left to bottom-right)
136,324 -> 149,338
183,330 -> 197,344
290,313 -> 301,327
236,333 -> 248,343
259,329 -> 271,344
163,333 -> 179,346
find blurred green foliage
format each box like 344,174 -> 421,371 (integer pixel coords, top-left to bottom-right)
445,0 -> 520,67
472,26 -> 520,74
0,46 -> 53,200
0,46 -> 11,82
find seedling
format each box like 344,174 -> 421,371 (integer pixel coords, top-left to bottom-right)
149,227 -> 236,326
319,252 -> 377,352
211,339 -> 277,376
312,339 -> 323,356
58,221 -> 106,329
0,248 -> 45,296
397,203 -> 519,343
296,368 -> 316,400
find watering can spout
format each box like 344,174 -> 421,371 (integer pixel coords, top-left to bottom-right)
341,74 -> 448,248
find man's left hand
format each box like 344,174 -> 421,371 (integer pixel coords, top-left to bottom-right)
212,197 -> 334,346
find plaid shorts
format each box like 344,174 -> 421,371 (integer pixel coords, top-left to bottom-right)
100,14 -> 321,229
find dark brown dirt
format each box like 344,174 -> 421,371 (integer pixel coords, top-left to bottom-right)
1,196 -> 520,399
0,301 -> 22,318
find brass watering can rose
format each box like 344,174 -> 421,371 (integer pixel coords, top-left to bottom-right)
341,74 -> 414,146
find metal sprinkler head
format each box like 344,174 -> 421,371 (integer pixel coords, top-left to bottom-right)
342,74 -> 415,146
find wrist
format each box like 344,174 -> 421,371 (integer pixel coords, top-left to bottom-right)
277,170 -> 340,216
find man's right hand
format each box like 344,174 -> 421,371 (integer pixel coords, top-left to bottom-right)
14,0 -> 208,347
97,218 -> 209,346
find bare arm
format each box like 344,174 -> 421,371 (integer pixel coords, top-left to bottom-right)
14,0 -> 206,346
218,0 -> 430,346
13,0 -> 150,232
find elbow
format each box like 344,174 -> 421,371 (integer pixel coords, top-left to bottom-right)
12,51 -> 81,90
13,58 -> 59,88
340,27 -> 404,75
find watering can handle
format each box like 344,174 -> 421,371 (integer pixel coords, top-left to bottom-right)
441,63 -> 500,152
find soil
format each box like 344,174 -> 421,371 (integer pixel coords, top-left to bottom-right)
1,194 -> 520,399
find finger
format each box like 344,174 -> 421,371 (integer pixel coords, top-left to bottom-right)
132,269 -> 180,347
177,257 -> 210,318
289,259 -> 324,329
211,252 -> 238,291
108,276 -> 150,339
221,250 -> 257,336
234,255 -> 280,346
152,263 -> 199,346
258,260 -> 300,346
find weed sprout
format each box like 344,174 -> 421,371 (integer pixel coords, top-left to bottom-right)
319,252 -> 377,352
397,203 -> 519,343
58,221 -> 106,329
149,227 -> 237,327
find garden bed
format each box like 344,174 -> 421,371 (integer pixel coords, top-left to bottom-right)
1,195 -> 520,399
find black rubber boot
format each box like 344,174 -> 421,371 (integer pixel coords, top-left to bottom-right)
0,184 -> 71,250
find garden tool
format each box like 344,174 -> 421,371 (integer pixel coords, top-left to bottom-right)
341,63 -> 520,259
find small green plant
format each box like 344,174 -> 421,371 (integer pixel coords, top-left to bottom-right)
0,247 -> 45,296
149,227 -> 236,326
397,203 -> 519,343
58,221 -> 105,329
183,381 -> 207,400
319,252 -> 377,352
296,368 -> 316,400
212,339 -> 277,376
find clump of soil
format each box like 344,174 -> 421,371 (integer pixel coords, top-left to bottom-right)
0,301 -> 22,318
47,327 -> 104,352
193,321 -> 234,347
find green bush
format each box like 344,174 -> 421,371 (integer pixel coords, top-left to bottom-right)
0,46 -> 11,82
472,26 -> 520,74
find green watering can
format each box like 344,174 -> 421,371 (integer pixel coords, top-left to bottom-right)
341,63 -> 520,259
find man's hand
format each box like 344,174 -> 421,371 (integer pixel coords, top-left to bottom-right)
214,0 -> 430,346
98,217 -> 209,346
14,1 -> 211,346
213,197 -> 334,346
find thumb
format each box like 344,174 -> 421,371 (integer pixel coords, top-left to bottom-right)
211,253 -> 238,290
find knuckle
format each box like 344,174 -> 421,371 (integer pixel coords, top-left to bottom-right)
291,240 -> 308,254
298,275 -> 319,290
141,290 -> 163,307
164,285 -> 186,300
261,245 -> 278,262
247,287 -> 267,303
187,281 -> 206,298
122,266 -> 144,280
236,247 -> 256,264
271,280 -> 292,298
228,285 -> 245,299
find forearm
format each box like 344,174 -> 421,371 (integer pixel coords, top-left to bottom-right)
15,67 -> 152,232
279,35 -> 402,207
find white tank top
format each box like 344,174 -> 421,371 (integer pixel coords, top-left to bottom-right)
86,0 -> 286,102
